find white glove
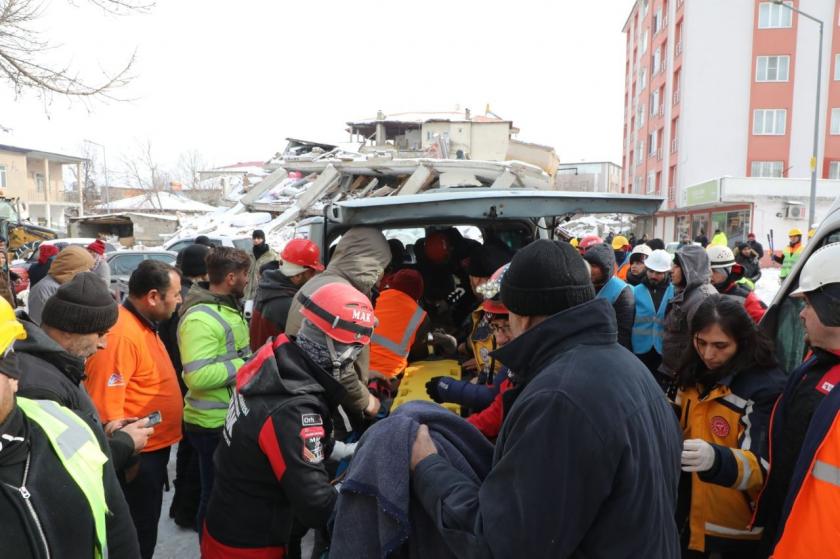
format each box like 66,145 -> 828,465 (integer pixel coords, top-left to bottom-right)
331,440 -> 357,461
681,439 -> 715,472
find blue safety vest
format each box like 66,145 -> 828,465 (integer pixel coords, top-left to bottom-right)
631,282 -> 674,355
597,276 -> 629,305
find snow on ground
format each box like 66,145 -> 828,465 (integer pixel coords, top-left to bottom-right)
755,267 -> 781,305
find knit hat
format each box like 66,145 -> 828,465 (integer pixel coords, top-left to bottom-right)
179,244 -> 210,278
468,241 -> 512,278
41,272 -> 119,334
501,240 -> 595,317
86,239 -> 106,256
49,246 -> 95,285
386,269 -> 424,301
37,244 -> 59,264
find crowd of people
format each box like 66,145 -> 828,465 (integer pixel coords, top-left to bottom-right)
0,223 -> 837,559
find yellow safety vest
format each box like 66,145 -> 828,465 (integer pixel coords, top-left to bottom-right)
17,397 -> 110,559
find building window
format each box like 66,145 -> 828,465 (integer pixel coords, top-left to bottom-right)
639,67 -> 647,89
652,46 -> 662,74
647,172 -> 656,193
35,173 -> 45,193
829,161 -> 840,179
751,161 -> 784,177
654,7 -> 663,33
637,141 -> 644,163
753,109 -> 787,135
648,132 -> 657,156
756,56 -> 790,82
0,165 -> 5,189
832,108 -> 840,135
835,54 -> 840,81
634,176 -> 642,193
650,88 -> 660,115
641,30 -> 648,54
758,2 -> 793,29
637,103 -> 645,128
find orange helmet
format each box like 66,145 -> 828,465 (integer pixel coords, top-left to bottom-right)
424,231 -> 451,264
298,283 -> 375,345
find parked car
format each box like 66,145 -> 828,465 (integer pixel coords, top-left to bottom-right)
108,249 -> 177,300
761,195 -> 840,373
163,235 -> 252,253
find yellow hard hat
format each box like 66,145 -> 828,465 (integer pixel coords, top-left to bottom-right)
0,298 -> 24,357
570,238 -> 579,248
808,228 -> 816,239
611,235 -> 630,250
789,228 -> 803,237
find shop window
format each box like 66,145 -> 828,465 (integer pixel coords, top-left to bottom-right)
758,2 -> 792,29
751,161 -> 784,177
691,214 -> 709,241
756,56 -> 790,82
753,109 -> 786,135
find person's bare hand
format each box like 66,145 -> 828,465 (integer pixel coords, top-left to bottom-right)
461,358 -> 478,372
365,394 -> 381,417
120,418 -> 154,453
104,417 -> 139,436
410,425 -> 438,471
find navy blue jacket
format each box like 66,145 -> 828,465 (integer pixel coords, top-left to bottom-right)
412,298 -> 682,558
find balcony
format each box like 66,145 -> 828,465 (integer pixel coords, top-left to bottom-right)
657,148 -> 664,161
673,90 -> 680,105
671,138 -> 678,153
675,42 -> 682,56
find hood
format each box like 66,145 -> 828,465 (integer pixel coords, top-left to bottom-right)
326,227 -> 390,295
674,245 -> 711,291
49,246 -> 95,285
179,281 -> 242,316
14,320 -> 87,385
582,243 -> 616,281
236,335 -> 346,408
256,270 -> 299,304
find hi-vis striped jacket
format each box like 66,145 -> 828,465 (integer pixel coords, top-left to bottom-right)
674,365 -> 786,553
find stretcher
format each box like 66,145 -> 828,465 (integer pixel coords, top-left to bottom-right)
391,358 -> 461,414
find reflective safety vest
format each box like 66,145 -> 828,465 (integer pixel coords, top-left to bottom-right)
17,397 -> 109,559
631,282 -> 674,355
597,276 -> 629,305
369,290 -> 427,379
779,243 -> 804,280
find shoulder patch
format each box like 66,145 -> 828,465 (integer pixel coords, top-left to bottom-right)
300,426 -> 325,464
302,413 -> 323,427
107,373 -> 125,387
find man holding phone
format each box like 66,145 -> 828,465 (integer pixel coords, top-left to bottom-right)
86,260 -> 184,559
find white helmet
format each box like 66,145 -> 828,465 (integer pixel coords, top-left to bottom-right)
631,244 -> 653,257
706,245 -> 736,269
791,242 -> 840,296
645,249 -> 673,272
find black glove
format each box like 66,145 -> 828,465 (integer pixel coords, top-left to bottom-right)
425,376 -> 449,403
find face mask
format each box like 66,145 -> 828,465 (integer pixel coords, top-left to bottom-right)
325,338 -> 364,378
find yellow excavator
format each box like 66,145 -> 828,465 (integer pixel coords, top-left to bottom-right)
0,197 -> 58,306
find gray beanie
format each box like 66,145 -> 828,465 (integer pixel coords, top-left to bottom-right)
41,272 -> 119,334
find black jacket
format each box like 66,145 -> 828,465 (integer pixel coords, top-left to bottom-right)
27,261 -> 50,288
0,403 -> 140,559
583,243 -> 636,350
204,335 -> 346,550
735,251 -> 762,282
748,239 -> 765,260
412,298 -> 683,558
249,270 -> 299,350
14,320 -> 136,471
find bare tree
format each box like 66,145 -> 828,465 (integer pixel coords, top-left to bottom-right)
177,149 -> 210,190
121,139 -> 172,210
68,142 -> 102,211
0,0 -> 151,101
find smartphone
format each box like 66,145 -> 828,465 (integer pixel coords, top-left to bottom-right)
143,411 -> 162,427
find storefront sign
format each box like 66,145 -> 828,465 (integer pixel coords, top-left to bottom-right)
685,179 -> 720,207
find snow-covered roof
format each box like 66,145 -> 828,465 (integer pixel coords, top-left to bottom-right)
347,111 -> 510,126
93,192 -> 216,213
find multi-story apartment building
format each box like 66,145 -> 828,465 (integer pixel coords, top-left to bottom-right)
622,0 -> 840,244
555,162 -> 622,193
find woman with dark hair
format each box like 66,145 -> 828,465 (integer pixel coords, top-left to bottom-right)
674,295 -> 785,558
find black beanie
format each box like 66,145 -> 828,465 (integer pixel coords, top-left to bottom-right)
252,229 -> 266,240
180,244 -> 210,278
41,272 -> 119,334
468,241 -> 512,278
501,240 -> 595,317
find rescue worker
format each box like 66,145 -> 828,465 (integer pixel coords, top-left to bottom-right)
674,296 -> 785,557
245,229 -> 277,302
658,245 -> 717,393
410,240 -> 682,557
626,243 -> 652,286
177,246 -> 252,533
583,242 -> 635,349
285,228 -> 392,427
707,245 -> 767,323
710,229 -> 728,248
747,232 -> 764,260
612,235 -> 633,279
771,228 -> 804,282
250,238 -> 324,350
631,249 -> 675,374
753,242 -> 840,558
0,302 -> 141,558
28,245 -> 94,325
369,269 -> 429,380
85,260 -> 185,558
159,243 -> 209,530
695,230 -> 709,248
16,272 -> 150,472
202,282 -> 375,558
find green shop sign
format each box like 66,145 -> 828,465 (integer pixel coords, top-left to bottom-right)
685,180 -> 719,206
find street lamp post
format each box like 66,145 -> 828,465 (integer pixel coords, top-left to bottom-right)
83,139 -> 110,213
775,0 -> 823,229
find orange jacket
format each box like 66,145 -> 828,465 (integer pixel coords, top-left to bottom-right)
616,262 -> 630,281
85,303 -> 183,452
369,289 -> 427,379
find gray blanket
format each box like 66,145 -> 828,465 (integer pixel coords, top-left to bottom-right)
330,401 -> 494,559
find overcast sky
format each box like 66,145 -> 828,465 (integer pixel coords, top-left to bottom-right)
2,0 -> 632,182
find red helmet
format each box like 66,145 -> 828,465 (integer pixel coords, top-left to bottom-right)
424,231 -> 451,264
298,283 -> 375,345
579,234 -> 604,252
280,239 -> 325,275
479,264 -> 509,315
